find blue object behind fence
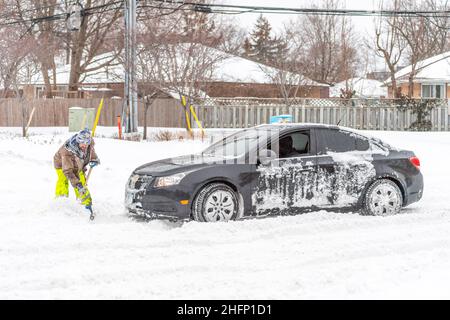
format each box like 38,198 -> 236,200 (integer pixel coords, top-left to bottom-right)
270,114 -> 293,124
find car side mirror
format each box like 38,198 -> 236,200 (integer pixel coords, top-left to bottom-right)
259,149 -> 277,166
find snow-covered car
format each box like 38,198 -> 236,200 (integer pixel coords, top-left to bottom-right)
125,124 -> 423,222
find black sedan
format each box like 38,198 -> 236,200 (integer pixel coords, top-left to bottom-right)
125,124 -> 423,222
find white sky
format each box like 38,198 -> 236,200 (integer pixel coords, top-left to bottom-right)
220,0 -> 394,73
222,0 -> 380,33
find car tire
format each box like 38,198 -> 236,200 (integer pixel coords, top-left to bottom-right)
362,179 -> 403,216
192,183 -> 240,222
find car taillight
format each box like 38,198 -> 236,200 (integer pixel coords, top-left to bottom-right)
409,156 -> 420,170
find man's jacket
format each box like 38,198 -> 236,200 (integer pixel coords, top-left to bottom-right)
53,140 -> 99,187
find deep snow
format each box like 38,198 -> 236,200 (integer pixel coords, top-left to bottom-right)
1,127 -> 450,299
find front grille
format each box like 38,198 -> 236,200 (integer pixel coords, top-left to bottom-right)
128,174 -> 153,190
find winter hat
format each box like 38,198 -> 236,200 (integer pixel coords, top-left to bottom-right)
76,128 -> 92,145
64,128 -> 92,159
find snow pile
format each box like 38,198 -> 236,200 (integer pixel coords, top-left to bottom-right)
1,127 -> 450,299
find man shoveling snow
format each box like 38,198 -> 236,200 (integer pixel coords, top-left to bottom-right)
53,129 -> 100,218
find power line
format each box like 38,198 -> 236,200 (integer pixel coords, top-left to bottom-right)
0,1 -> 124,28
145,0 -> 450,18
1,0 -> 448,28
0,1 -> 78,23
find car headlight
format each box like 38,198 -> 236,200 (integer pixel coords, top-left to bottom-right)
127,174 -> 140,188
127,174 -> 153,190
154,172 -> 189,188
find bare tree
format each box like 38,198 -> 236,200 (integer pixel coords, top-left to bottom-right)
66,0 -> 123,93
138,42 -> 226,133
0,21 -> 36,136
260,65 -> 317,106
216,17 -> 246,55
2,0 -> 123,97
393,0 -> 449,97
10,0 -> 62,98
0,28 -> 29,97
259,28 -> 315,106
286,0 -> 359,85
373,0 -> 406,98
134,13 -> 169,139
136,7 -> 229,133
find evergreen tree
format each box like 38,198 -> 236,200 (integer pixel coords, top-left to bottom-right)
244,15 -> 287,65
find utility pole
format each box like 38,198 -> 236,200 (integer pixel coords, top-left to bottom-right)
123,0 -> 138,133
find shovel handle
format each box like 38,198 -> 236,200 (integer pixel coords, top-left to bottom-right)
86,167 -> 93,185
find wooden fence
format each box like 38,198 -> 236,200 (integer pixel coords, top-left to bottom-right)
192,99 -> 450,131
1,97 -> 449,131
0,98 -> 184,128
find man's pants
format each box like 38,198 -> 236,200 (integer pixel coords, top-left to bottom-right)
55,169 -> 92,206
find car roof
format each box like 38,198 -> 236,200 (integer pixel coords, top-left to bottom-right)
235,123 -> 394,150
255,123 -> 340,131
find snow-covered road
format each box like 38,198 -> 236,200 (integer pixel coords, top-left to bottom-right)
1,127 -> 449,299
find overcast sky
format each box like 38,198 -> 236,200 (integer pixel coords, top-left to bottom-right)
223,0 -> 380,33
220,0 -> 393,73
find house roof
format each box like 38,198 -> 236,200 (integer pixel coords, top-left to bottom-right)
330,77 -> 387,98
27,45 -> 327,88
210,51 -> 328,87
384,51 -> 450,85
29,52 -> 124,86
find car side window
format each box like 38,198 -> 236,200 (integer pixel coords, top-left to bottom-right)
320,130 -> 354,153
355,136 -> 370,151
291,132 -> 309,153
317,129 -> 370,154
277,131 -> 310,159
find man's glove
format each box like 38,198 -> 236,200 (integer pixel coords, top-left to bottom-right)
76,183 -> 88,197
89,159 -> 100,168
76,183 -> 92,206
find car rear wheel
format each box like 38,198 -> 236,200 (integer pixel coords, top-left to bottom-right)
363,179 -> 403,216
192,183 -> 240,222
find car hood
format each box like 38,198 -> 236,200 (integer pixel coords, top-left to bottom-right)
133,154 -> 228,176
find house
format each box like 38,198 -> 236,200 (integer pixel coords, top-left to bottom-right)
205,50 -> 329,98
383,51 -> 450,99
330,77 -> 387,99
25,52 -> 124,99
24,47 -> 329,99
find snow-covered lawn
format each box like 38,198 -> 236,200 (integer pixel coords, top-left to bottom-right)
1,127 -> 449,299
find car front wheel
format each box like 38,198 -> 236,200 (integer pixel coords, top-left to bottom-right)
363,179 -> 403,216
192,183 -> 240,222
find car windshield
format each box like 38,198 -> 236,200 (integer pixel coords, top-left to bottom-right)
202,128 -> 276,158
